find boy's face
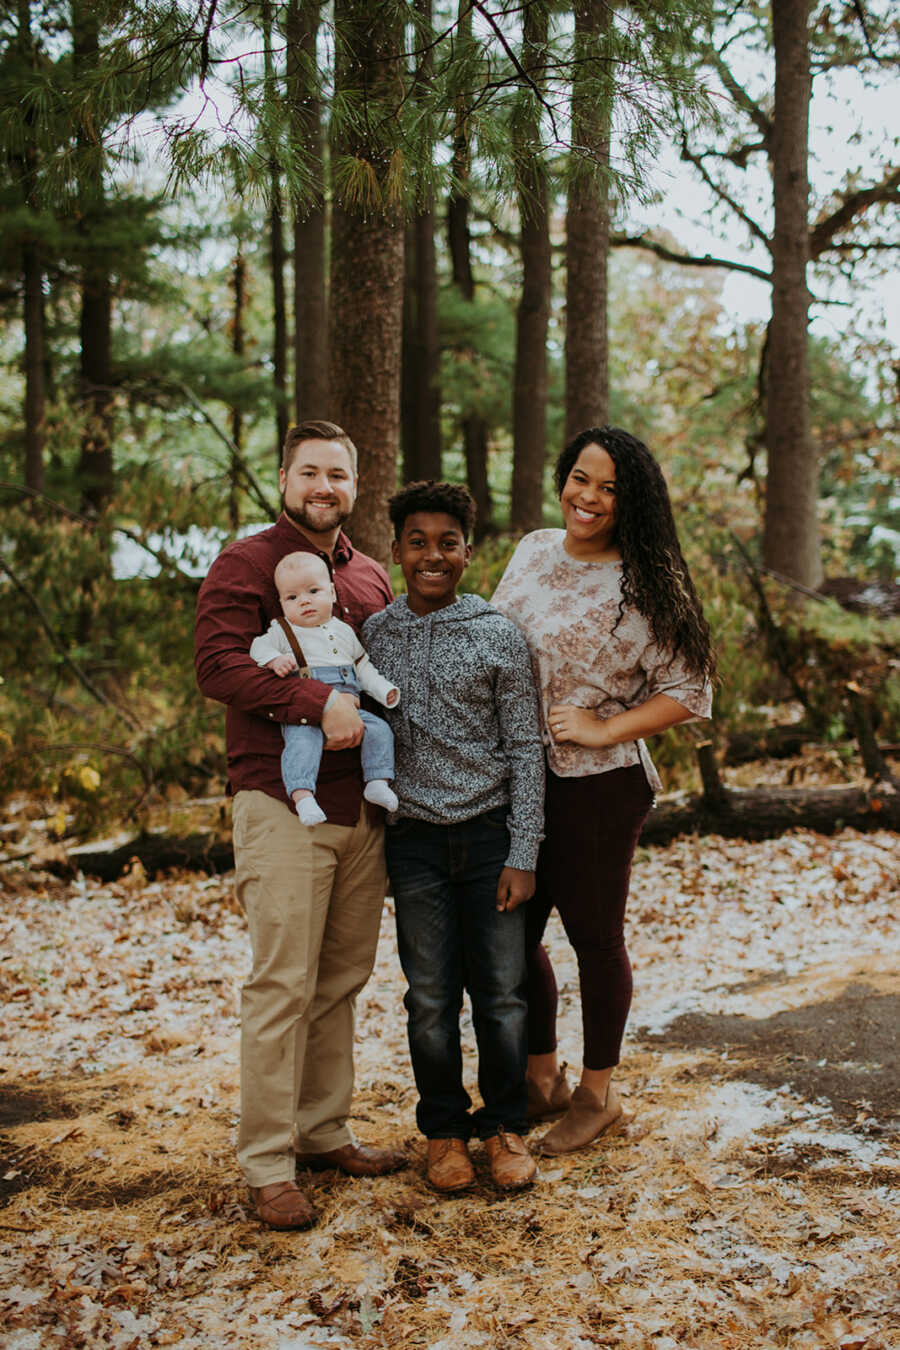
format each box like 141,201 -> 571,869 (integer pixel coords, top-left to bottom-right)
277,557 -> 335,627
392,511 -> 471,616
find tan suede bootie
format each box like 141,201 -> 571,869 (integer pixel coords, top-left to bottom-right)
535,1082 -> 622,1156
526,1069 -> 573,1122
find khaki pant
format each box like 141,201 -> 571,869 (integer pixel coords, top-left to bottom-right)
232,790 -> 387,1186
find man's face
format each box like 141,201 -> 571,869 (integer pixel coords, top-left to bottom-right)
280,440 -> 357,538
277,557 -> 336,628
392,511 -> 471,616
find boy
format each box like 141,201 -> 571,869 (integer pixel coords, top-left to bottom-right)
363,481 -> 544,1192
251,551 -> 400,824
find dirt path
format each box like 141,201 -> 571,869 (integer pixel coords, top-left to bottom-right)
1,827 -> 897,1349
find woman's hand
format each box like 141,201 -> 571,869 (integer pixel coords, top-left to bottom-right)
548,703 -> 610,747
549,693 -> 695,749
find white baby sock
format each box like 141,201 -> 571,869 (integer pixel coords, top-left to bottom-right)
296,797 -> 327,826
363,780 -> 399,812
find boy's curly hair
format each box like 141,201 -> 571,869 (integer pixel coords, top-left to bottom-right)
555,427 -> 715,682
389,480 -> 477,541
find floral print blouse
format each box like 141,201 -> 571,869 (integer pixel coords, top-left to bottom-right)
491,529 -> 712,793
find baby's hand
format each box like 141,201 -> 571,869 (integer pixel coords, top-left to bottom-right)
386,689 -> 399,707
267,655 -> 297,678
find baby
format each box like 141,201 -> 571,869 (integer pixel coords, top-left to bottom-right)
250,551 -> 400,825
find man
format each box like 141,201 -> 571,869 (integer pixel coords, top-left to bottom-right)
195,419 -> 406,1231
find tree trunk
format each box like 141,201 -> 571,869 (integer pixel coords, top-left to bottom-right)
270,180 -> 289,461
565,0 -> 612,439
18,0 -> 44,493
286,0 -> 329,422
261,1 -> 289,463
401,225 -> 416,480
330,0 -> 405,569
763,0 -> 820,588
447,0 -> 492,535
511,0 -> 551,534
72,3 -> 113,514
402,209 -> 441,482
402,0 -> 441,483
229,243 -> 246,529
22,237 -> 45,493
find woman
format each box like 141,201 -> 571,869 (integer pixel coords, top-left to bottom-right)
491,426 -> 714,1155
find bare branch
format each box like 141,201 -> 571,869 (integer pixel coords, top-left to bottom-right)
809,168 -> 900,257
679,133 -> 771,250
611,232 -> 772,283
712,51 -> 772,144
0,554 -> 142,733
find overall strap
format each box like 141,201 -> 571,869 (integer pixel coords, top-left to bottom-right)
275,617 -> 311,678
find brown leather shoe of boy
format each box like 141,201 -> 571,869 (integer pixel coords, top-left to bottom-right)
483,1129 -> 537,1190
250,1181 -> 317,1230
426,1138 -> 474,1193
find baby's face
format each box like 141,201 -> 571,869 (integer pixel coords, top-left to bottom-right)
277,559 -> 335,627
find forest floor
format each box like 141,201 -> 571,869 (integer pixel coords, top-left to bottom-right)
1,818 -> 897,1350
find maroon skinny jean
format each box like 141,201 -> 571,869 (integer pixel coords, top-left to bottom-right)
526,763 -> 654,1070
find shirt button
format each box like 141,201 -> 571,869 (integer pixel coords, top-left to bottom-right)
301,718 -> 307,724
344,607 -> 349,614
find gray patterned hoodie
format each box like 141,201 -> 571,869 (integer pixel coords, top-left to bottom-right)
362,593 -> 544,871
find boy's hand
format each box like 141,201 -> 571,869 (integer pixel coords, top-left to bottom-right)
496,866 -> 535,912
386,688 -> 399,706
267,655 -> 297,678
321,691 -> 364,749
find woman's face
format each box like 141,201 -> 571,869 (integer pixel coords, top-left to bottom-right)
560,444 -> 618,556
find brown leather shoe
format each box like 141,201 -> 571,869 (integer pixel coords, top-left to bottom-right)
526,1069 -> 572,1122
426,1138 -> 474,1193
536,1082 -> 622,1156
250,1181 -> 317,1230
483,1129 -> 537,1190
294,1141 -> 407,1177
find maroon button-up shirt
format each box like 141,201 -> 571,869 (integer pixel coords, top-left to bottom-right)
194,514 -> 393,825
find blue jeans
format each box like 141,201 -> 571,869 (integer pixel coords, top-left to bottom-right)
386,809 -> 528,1140
281,666 -> 395,794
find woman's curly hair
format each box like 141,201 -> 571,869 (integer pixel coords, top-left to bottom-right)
555,427 -> 715,682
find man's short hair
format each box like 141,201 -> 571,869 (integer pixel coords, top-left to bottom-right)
282,420 -> 358,475
388,480 -> 477,541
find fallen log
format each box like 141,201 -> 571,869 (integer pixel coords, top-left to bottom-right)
15,772 -> 896,881
639,779 -> 899,846
39,829 -> 235,883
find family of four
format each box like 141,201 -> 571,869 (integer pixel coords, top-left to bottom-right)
194,418 -> 714,1230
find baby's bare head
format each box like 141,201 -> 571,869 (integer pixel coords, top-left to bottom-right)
275,552 -> 335,627
274,551 -> 331,595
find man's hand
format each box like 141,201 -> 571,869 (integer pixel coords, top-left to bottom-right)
267,655 -> 297,678
496,866 -> 535,912
321,691 -> 364,749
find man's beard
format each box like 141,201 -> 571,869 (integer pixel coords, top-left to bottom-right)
282,496 -> 349,535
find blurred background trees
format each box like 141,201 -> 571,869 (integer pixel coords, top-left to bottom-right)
1,0 -> 898,834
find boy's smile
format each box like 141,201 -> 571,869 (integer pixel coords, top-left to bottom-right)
393,511 -> 471,616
